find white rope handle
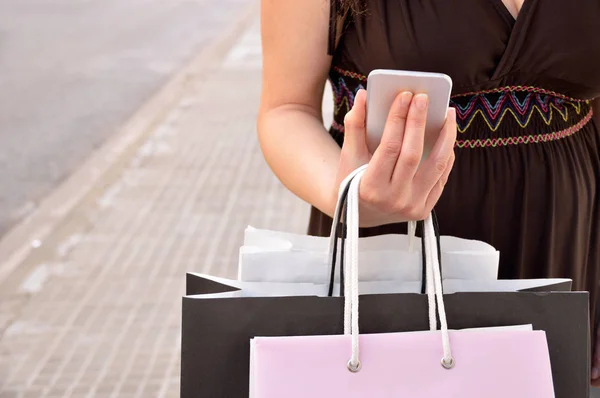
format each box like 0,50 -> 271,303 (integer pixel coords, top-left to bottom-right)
426,215 -> 438,332
327,165 -> 419,292
424,214 -> 453,368
344,167 -> 454,372
346,171 -> 361,367
327,164 -> 369,290
407,220 -> 418,252
324,165 -> 369,328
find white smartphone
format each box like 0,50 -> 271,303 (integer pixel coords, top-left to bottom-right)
366,69 -> 453,158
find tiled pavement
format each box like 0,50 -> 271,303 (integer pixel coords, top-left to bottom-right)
0,12 -> 324,398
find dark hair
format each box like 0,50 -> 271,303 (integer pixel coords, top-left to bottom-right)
329,0 -> 366,53
338,0 -> 366,16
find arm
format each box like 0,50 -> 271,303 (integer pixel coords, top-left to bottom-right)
257,0 -> 340,218
258,0 -> 457,227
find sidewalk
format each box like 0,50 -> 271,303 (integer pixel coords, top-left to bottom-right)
0,8 -> 330,397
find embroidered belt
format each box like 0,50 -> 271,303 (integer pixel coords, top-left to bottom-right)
329,67 -> 594,148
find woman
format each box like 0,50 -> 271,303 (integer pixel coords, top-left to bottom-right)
257,0 -> 600,384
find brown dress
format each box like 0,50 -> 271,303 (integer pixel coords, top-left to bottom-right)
308,0 -> 600,334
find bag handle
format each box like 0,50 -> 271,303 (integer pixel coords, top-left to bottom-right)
326,165 -> 368,296
326,166 -> 441,297
344,168 -> 454,372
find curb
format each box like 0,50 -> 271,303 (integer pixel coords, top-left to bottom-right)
0,1 -> 260,289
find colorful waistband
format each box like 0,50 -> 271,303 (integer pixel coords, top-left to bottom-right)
329,67 -> 594,148
454,107 -> 593,148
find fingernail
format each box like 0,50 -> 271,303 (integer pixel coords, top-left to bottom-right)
593,367 -> 599,379
415,94 -> 428,110
448,107 -> 456,122
400,91 -> 413,106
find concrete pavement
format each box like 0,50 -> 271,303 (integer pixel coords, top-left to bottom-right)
0,6 -> 318,397
0,0 -> 250,236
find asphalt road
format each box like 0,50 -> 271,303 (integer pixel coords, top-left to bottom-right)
0,0 -> 248,236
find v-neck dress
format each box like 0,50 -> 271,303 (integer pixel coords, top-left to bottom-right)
308,0 -> 600,334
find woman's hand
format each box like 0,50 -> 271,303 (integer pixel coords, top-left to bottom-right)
335,89 -> 457,227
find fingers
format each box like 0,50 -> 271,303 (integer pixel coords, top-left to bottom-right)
356,92 -> 455,224
414,107 -> 457,199
424,150 -> 455,211
369,91 -> 413,182
391,93 -> 429,183
342,89 -> 369,159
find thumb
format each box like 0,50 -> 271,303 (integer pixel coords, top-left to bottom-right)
342,89 -> 370,160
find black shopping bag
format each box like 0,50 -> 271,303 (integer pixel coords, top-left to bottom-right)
180,273 -> 589,398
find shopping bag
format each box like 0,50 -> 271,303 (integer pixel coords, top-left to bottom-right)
249,169 -> 555,397
182,279 -> 587,397
250,326 -> 554,397
239,240 -> 500,283
239,166 -> 500,285
239,222 -> 499,284
180,166 -> 590,397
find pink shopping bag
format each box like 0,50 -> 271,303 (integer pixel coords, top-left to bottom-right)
250,327 -> 554,397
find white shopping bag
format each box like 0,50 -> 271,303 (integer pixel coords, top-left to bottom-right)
239,165 -> 499,285
239,230 -> 500,283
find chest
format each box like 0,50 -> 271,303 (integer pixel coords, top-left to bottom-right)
339,0 -> 600,97
499,0 -> 525,19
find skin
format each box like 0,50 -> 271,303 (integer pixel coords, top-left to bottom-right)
337,90 -> 456,226
257,0 -> 455,227
257,0 -> 598,386
502,0 -> 524,19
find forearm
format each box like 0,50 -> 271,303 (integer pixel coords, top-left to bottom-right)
257,104 -> 341,218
